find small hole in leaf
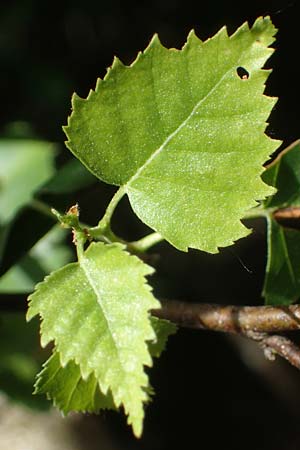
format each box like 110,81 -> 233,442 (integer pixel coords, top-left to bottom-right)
236,67 -> 249,80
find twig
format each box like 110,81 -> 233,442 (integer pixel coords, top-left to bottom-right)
152,300 -> 300,369
273,207 -> 300,230
259,334 -> 300,369
152,300 -> 300,333
240,331 -> 300,370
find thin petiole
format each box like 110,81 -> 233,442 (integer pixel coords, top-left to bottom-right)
73,229 -> 85,260
97,186 -> 126,231
129,232 -> 164,253
243,206 -> 270,220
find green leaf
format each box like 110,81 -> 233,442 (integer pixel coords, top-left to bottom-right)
263,140 -> 300,208
0,140 -> 56,226
149,316 -> 177,358
65,17 -> 279,253
27,242 -> 159,437
34,318 -> 175,416
263,218 -> 300,305
261,141 -> 300,305
34,351 -> 116,413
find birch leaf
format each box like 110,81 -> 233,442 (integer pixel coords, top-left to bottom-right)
65,17 -> 279,253
27,242 -> 159,437
34,319 -> 175,415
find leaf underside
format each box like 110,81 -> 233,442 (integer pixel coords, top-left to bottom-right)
65,16 -> 280,253
27,242 -> 160,437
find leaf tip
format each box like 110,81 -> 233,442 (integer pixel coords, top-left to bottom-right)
251,15 -> 278,46
132,419 -> 143,438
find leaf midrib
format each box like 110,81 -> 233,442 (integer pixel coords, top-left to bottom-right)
80,258 -> 125,370
129,178 -> 257,195
80,255 -> 141,403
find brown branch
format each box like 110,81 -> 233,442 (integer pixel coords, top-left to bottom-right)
152,300 -> 300,334
152,300 -> 300,369
260,335 -> 300,370
234,330 -> 300,370
273,207 -> 300,230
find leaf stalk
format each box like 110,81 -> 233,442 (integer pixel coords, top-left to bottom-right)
128,232 -> 163,253
97,186 -> 126,230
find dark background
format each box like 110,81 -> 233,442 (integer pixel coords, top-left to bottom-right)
1,1 -> 300,449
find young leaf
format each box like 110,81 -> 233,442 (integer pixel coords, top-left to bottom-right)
34,351 -> 116,413
27,242 -> 160,437
65,17 -> 280,253
263,218 -> 300,305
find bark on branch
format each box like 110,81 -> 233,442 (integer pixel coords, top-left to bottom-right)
153,300 -> 300,334
152,300 -> 300,369
273,207 -> 300,230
